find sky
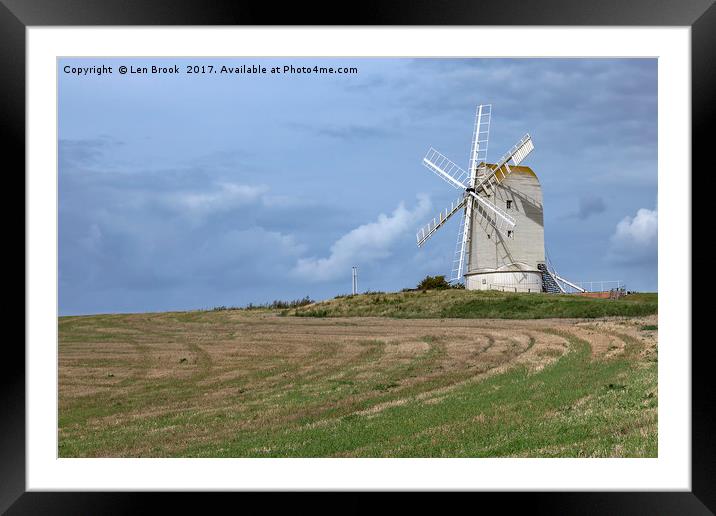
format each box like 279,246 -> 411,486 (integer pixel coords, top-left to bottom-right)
58,58 -> 657,315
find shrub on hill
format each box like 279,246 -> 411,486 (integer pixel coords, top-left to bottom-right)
211,297 -> 315,311
417,275 -> 451,290
256,296 -> 314,309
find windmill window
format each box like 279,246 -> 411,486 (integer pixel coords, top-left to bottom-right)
507,230 -> 514,238
506,200 -> 513,210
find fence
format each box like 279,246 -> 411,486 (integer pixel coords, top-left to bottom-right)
477,280 -> 626,296
563,280 -> 624,293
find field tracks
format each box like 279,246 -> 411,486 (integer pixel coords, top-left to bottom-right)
59,312 -> 657,457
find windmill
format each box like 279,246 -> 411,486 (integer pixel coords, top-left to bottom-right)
416,104 -> 581,293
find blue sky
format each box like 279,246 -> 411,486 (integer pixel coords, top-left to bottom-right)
59,58 -> 657,315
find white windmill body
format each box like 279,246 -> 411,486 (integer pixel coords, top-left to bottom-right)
465,162 -> 545,291
416,104 -> 564,293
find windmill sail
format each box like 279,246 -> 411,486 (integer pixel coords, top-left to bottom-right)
450,207 -> 469,282
475,134 -> 534,193
422,148 -> 469,190
416,196 -> 467,247
469,104 -> 491,182
469,191 -> 516,235
510,134 -> 534,165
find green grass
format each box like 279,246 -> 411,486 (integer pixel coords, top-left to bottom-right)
59,302 -> 657,458
293,290 -> 657,319
177,331 -> 656,457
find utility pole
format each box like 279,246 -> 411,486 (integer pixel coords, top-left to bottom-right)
352,266 -> 358,295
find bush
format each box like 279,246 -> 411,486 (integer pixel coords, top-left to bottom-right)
225,296 -> 315,311
416,275 -> 451,290
294,308 -> 328,318
265,296 -> 314,309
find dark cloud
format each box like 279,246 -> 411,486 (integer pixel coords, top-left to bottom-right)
58,137 -> 123,168
58,138 -> 351,314
565,195 -> 607,220
292,122 -> 393,141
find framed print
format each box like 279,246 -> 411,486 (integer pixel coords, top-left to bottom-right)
5,0 -> 713,512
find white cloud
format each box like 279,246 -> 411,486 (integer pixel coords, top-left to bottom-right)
168,182 -> 267,215
292,195 -> 432,281
608,207 -> 657,265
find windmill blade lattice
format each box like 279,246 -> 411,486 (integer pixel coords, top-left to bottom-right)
416,195 -> 467,247
475,134 -> 534,194
469,191 -> 516,236
450,207 -> 469,282
422,148 -> 470,189
469,104 -> 491,179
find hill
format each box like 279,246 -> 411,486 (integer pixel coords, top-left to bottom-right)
290,290 -> 657,319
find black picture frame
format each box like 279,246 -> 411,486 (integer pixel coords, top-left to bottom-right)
5,0 -> 711,513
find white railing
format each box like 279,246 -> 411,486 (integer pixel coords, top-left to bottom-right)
478,281 -> 625,295
544,251 -> 624,295
564,280 -> 625,293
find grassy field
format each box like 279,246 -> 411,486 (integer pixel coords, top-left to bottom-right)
58,292 -> 658,457
291,289 -> 658,319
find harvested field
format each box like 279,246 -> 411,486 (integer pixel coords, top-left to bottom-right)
59,310 -> 657,457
